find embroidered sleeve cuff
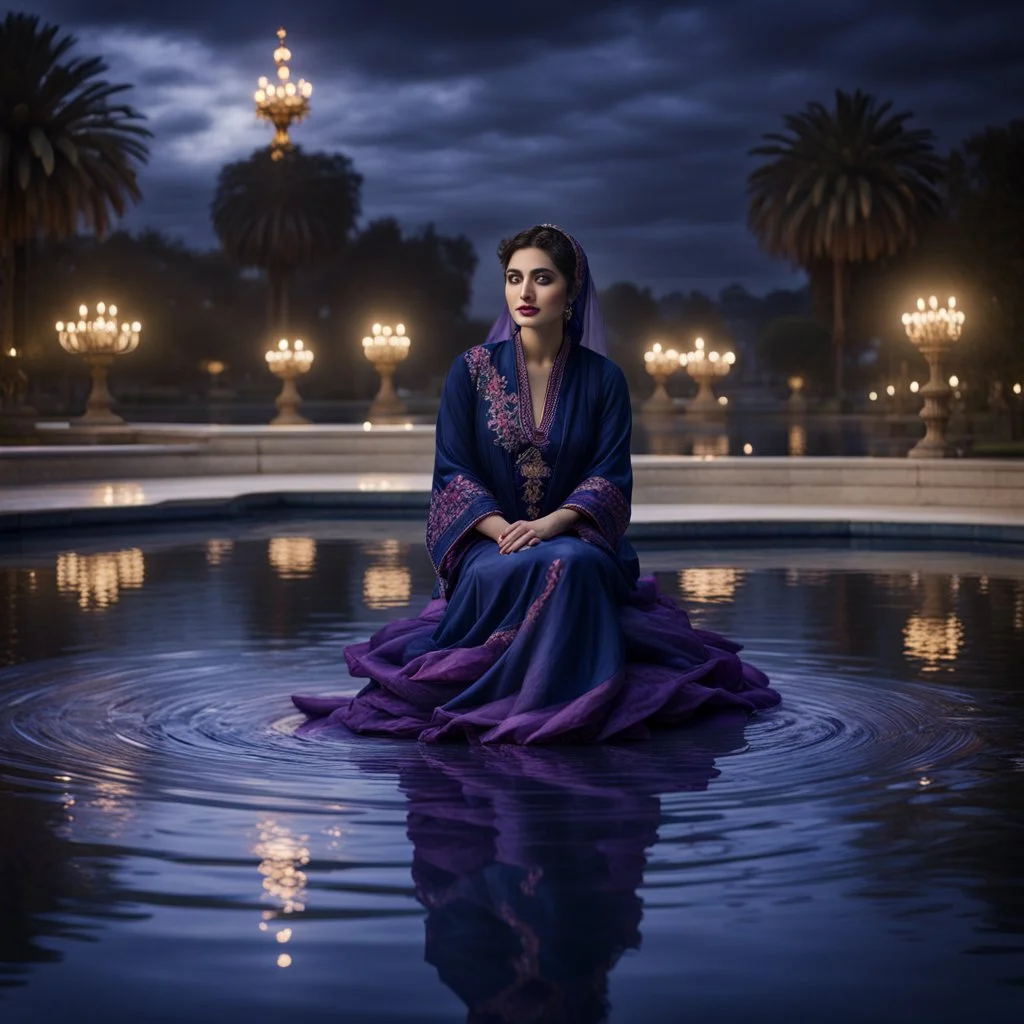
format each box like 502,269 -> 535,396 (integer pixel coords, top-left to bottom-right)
427,474 -> 503,595
561,475 -> 630,546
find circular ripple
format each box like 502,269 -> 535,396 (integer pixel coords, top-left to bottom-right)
0,642 -> 987,814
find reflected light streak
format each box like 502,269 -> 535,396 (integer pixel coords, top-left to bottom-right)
254,818 -> 309,915
205,539 -> 235,567
363,539 -> 412,609
902,614 -> 964,673
268,537 -> 317,580
678,567 -> 745,604
56,548 -> 145,610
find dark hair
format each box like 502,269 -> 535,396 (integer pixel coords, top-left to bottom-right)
497,225 -> 577,291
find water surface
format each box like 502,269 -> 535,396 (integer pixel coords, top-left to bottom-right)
1,521 -> 1022,1022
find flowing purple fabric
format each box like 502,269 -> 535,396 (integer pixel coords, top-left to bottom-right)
485,224 -> 607,356
292,228 -> 780,744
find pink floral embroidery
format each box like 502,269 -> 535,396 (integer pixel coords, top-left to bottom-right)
427,474 -> 489,552
516,446 -> 551,519
513,333 -> 570,447
484,625 -> 519,650
427,474 -> 499,593
483,559 -> 563,649
563,475 -> 630,544
523,559 -> 563,631
465,345 -> 523,453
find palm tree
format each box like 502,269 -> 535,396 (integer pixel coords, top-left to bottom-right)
210,147 -> 361,331
0,12 -> 150,364
748,89 -> 943,400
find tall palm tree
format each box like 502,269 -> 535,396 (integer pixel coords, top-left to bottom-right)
210,147 -> 361,331
748,89 -> 943,400
0,12 -> 150,362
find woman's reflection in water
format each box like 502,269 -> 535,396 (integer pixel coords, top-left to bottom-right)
397,714 -> 748,1024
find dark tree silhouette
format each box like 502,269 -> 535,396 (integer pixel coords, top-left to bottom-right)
0,11 -> 149,374
748,89 -> 943,400
211,147 -> 362,333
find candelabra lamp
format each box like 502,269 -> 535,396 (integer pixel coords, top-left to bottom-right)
642,342 -> 681,411
902,296 -> 965,458
254,28 -> 313,160
57,302 -> 141,424
362,323 -> 410,421
682,337 -> 735,412
265,338 -> 314,425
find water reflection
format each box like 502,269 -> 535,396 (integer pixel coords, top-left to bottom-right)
0,781 -> 113,985
254,818 -> 309,916
254,818 -> 310,970
267,537 -> 317,580
363,539 -> 413,610
399,718 -> 746,1023
677,567 -> 745,604
205,539 -> 234,568
903,575 -> 964,675
55,548 -> 145,611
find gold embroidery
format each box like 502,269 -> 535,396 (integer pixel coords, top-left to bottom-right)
516,446 -> 551,519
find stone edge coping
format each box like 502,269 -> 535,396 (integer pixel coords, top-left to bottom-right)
32,422 -> 435,437
2,488 -> 1023,545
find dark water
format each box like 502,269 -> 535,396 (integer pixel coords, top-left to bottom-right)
1,521 -> 1023,1023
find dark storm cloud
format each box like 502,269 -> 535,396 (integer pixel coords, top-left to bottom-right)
23,0 -> 1024,312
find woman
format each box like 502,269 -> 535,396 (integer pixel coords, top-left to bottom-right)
294,225 -> 780,743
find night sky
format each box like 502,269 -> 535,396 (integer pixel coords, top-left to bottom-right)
25,1 -> 1024,315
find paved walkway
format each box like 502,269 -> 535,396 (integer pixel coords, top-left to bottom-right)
2,473 -> 1024,544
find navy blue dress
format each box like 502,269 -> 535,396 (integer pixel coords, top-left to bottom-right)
293,335 -> 779,743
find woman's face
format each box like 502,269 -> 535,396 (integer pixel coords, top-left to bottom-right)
504,247 -> 569,332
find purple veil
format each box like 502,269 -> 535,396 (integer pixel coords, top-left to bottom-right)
484,224 -> 608,356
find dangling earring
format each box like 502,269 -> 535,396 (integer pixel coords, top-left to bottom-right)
563,303 -> 573,322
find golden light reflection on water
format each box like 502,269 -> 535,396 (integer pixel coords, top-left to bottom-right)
678,567 -> 745,604
903,575 -> 963,673
254,818 -> 310,968
56,548 -> 145,610
1014,583 -> 1023,632
903,614 -> 964,673
788,423 -> 807,457
268,537 -> 317,580
205,539 -> 234,567
363,539 -> 412,609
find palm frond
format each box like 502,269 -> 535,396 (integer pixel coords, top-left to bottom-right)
0,11 -> 150,241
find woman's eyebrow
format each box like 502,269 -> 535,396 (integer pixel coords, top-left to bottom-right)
506,267 -> 557,277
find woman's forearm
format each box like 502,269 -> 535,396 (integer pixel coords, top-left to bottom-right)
545,508 -> 580,532
475,514 -> 510,541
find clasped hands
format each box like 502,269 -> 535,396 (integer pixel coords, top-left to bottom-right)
496,507 -> 580,555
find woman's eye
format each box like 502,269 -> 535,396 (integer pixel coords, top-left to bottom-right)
535,276 -> 551,285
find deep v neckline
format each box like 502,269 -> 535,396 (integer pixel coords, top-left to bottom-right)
513,332 -> 570,445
